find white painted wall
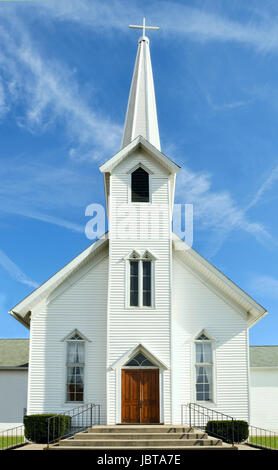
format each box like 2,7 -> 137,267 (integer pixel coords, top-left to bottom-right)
27,249 -> 108,424
250,367 -> 278,431
172,252 -> 250,424
0,369 -> 28,427
25,146 -> 271,428
107,148 -> 172,424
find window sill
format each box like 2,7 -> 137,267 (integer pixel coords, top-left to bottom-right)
125,306 -> 156,310
194,401 -> 216,406
128,201 -> 152,205
65,401 -> 85,405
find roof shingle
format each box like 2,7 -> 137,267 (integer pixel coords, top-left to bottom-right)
0,339 -> 29,368
249,346 -> 278,367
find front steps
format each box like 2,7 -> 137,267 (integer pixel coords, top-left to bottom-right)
48,425 -> 238,450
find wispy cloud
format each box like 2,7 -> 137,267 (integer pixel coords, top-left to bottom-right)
0,15 -> 122,161
1,0 -> 277,166
0,78 -> 8,119
246,165 -> 278,210
28,0 -> 278,54
0,159 -> 93,209
205,92 -> 254,112
0,156 -> 93,234
4,208 -> 84,234
175,166 -> 272,257
0,156 -> 95,235
249,275 -> 278,300
0,249 -> 38,289
0,1 -> 277,249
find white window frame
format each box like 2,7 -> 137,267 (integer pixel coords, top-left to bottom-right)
193,330 -> 217,404
64,330 -> 88,404
127,163 -> 153,204
125,250 -> 156,309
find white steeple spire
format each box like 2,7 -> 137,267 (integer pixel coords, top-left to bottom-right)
121,18 -> 161,151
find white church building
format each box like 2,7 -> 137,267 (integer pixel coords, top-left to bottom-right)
9,23 -> 270,427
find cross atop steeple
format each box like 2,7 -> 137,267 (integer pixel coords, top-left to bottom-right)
121,18 -> 161,151
129,17 -> 159,39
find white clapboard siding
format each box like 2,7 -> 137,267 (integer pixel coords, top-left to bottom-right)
250,368 -> 278,431
26,143 -> 255,427
27,249 -> 108,424
107,148 -> 172,424
172,252 -> 249,423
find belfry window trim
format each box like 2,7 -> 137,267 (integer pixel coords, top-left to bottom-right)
127,163 -> 153,204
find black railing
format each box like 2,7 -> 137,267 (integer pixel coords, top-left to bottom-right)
181,403 -> 236,445
47,403 -> 101,446
248,424 -> 278,450
0,425 -> 26,450
0,403 -> 101,450
181,403 -> 278,449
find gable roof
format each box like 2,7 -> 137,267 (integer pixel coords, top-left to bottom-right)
10,230 -> 267,330
249,346 -> 278,367
172,233 -> 268,328
0,339 -> 29,369
9,234 -> 108,328
99,136 -> 180,218
99,135 -> 180,175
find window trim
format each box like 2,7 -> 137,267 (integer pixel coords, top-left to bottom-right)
193,332 -> 217,404
127,163 -> 153,204
125,251 -> 156,309
64,331 -> 87,404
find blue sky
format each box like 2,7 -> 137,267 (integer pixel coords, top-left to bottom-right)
0,0 -> 277,345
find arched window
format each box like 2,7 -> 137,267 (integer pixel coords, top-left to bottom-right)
195,331 -> 214,402
127,250 -> 156,308
125,352 -> 156,367
65,330 -> 86,402
131,167 -> 149,202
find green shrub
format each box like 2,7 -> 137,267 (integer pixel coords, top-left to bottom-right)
206,420 -> 249,443
24,414 -> 71,444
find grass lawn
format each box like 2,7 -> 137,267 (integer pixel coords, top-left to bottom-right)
0,435 -> 25,450
249,435 -> 278,450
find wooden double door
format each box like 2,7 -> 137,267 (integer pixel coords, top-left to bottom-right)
121,369 -> 160,423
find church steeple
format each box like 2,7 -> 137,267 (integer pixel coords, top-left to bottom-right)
121,18 -> 161,151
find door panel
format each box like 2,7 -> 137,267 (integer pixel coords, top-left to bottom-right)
121,370 -> 141,423
121,369 -> 159,423
141,369 -> 159,423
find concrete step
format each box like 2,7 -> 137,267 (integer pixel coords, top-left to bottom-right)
74,432 -> 208,440
58,438 -> 223,447
86,425 -> 196,434
47,425 -> 237,451
49,445 -> 237,451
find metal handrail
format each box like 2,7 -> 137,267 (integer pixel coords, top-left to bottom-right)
46,403 -> 101,446
181,403 -> 278,449
248,424 -> 278,450
182,403 -> 236,444
0,424 -> 26,450
0,403 -> 101,450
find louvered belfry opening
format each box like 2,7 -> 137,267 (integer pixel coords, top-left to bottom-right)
131,167 -> 149,202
